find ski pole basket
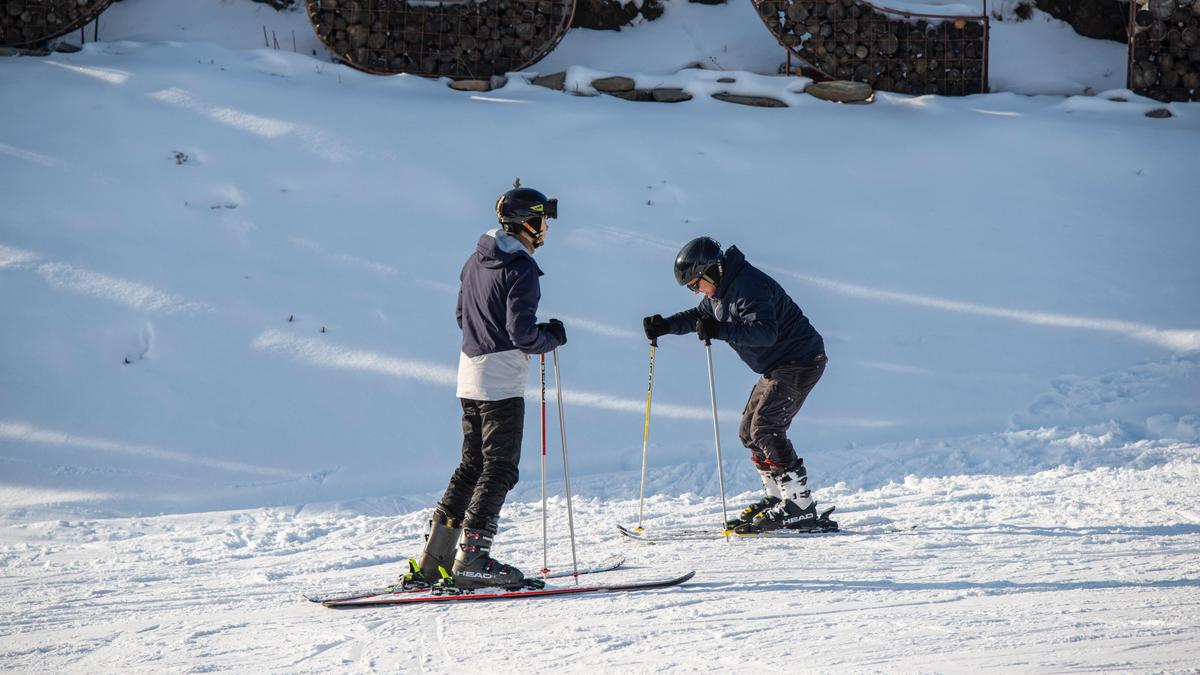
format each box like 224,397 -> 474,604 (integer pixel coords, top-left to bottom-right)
753,0 -> 989,96
305,0 -> 576,78
1,0 -> 113,49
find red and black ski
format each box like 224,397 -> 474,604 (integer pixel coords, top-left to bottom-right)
321,570 -> 694,608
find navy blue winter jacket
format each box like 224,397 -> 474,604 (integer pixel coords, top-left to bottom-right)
457,230 -> 559,357
665,246 -> 824,374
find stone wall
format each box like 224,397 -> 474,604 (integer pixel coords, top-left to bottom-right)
1129,0 -> 1200,101
1034,0 -> 1129,43
571,0 -> 663,30
756,0 -> 988,96
305,0 -> 574,77
1,0 -> 113,48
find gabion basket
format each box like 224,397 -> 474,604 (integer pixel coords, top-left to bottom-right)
305,0 -> 576,78
1,0 -> 113,48
1128,0 -> 1200,102
754,0 -> 989,96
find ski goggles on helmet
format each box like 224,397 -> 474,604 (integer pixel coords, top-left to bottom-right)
529,198 -> 558,220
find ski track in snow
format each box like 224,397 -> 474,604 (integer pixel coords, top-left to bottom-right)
0,242 -> 211,315
1,461 -> 1198,672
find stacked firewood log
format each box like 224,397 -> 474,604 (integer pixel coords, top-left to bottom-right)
1,0 -> 111,48
754,0 -> 988,95
1130,0 -> 1200,101
305,0 -> 574,77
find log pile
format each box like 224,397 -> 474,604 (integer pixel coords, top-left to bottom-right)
753,0 -> 988,96
1,0 -> 112,48
1129,0 -> 1200,101
305,0 -> 574,78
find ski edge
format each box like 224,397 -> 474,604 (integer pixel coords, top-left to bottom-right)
321,570 -> 695,608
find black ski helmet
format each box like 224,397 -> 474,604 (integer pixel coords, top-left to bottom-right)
495,179 -> 557,248
674,236 -> 724,288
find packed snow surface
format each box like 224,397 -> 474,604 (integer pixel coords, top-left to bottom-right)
1,0 -> 1198,672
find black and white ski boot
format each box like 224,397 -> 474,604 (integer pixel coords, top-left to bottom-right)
403,508 -> 462,589
448,520 -> 525,591
735,462 -> 838,534
740,498 -> 820,533
725,495 -> 781,531
724,468 -> 784,530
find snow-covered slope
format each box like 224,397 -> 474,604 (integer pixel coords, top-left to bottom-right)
1,0 -> 1198,671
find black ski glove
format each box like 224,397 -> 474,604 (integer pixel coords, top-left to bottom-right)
696,316 -> 721,342
540,318 -> 567,346
643,314 -> 669,341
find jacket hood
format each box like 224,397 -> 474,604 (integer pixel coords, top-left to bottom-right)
476,228 -> 537,271
716,245 -> 747,300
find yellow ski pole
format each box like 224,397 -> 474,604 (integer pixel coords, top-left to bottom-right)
636,337 -> 657,532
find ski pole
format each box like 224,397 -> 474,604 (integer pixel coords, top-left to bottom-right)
552,347 -> 580,581
703,338 -> 731,537
540,354 -> 549,576
636,337 -> 657,532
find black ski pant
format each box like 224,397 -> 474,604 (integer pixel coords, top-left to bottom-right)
437,396 -> 523,531
738,354 -> 826,473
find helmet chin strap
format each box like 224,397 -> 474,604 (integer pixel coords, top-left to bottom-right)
522,219 -> 546,248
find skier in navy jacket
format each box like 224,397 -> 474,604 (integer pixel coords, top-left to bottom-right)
643,237 -> 837,534
409,183 -> 565,590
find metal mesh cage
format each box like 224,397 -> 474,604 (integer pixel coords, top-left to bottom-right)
305,0 -> 575,78
1128,0 -> 1200,102
1,0 -> 112,48
754,0 -> 989,96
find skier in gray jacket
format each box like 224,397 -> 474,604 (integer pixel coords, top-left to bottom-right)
409,183 -> 565,590
643,237 -> 836,534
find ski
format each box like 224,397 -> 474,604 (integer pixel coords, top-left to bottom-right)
322,570 -> 695,608
620,505 -> 839,541
617,523 -> 840,542
305,553 -> 625,604
618,514 -> 916,542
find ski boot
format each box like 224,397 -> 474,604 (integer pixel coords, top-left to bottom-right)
447,516 -> 526,591
724,495 -> 781,531
401,507 -> 462,590
735,462 -> 837,534
724,467 -> 784,531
